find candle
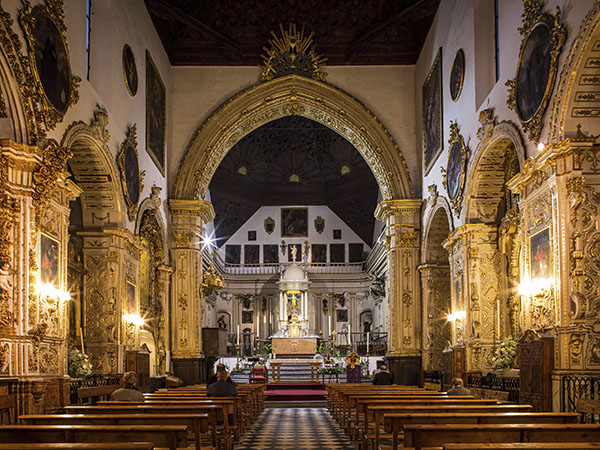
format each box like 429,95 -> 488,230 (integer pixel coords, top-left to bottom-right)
366,331 -> 370,354
80,327 -> 85,354
349,323 -> 352,346
257,313 -> 260,339
237,324 -> 240,345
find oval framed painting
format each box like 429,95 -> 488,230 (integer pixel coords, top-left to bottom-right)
122,44 -> 138,96
450,49 -> 464,102
442,121 -> 467,216
118,125 -> 145,221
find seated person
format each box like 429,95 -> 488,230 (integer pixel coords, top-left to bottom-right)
372,363 -> 394,385
207,363 -> 236,386
446,377 -> 471,396
207,369 -> 238,397
110,371 -> 145,401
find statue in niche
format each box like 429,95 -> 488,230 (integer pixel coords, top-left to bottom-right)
0,262 -> 12,296
290,244 -> 298,263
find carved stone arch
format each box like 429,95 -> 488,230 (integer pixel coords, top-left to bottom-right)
549,3 -> 600,141
422,199 -> 453,265
0,6 -> 44,144
61,110 -> 124,228
464,121 -> 525,223
173,74 -> 414,201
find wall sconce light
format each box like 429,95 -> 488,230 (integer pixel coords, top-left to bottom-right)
518,278 -> 553,300
447,310 -> 466,322
36,283 -> 71,302
124,314 -> 145,327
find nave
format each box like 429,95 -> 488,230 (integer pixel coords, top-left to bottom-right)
235,408 -> 356,450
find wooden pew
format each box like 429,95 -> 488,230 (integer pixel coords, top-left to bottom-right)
365,404 -> 533,450
0,425 -> 187,450
0,393 -> 15,424
382,412 -> 579,450
20,413 -> 210,450
64,405 -> 225,449
403,423 -> 600,450
0,444 -> 154,450
443,444 -> 600,450
77,385 -> 119,405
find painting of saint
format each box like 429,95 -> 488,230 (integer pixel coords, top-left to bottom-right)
349,243 -> 364,263
40,234 -> 59,287
263,244 -> 278,264
242,310 -> 254,324
126,281 -> 136,315
531,228 -> 551,279
124,144 -> 140,205
281,208 -> 308,237
146,51 -> 166,175
330,244 -> 345,263
225,245 -> 241,264
450,49 -> 464,102
423,48 -> 443,174
516,22 -> 552,122
122,44 -> 138,96
311,244 -> 327,263
244,245 -> 259,265
446,141 -> 462,200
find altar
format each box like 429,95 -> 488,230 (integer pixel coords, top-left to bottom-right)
271,337 -> 317,357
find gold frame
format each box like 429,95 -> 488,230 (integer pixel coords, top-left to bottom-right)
117,124 -> 145,222
450,49 -> 465,102
281,207 -> 309,238
441,121 -> 467,216
145,51 -> 166,176
506,1 -> 566,141
18,1 -> 80,130
423,48 -> 443,176
529,226 -> 552,281
122,44 -> 138,96
264,217 -> 275,234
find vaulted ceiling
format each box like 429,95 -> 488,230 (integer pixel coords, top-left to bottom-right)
144,0 -> 440,65
209,117 -> 379,246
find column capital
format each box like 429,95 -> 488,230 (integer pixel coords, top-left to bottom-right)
374,199 -> 421,223
168,199 -> 215,223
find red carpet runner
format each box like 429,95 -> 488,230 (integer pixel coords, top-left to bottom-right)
263,383 -> 328,402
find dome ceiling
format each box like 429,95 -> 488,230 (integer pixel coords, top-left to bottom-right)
209,116 -> 379,246
144,0 -> 440,65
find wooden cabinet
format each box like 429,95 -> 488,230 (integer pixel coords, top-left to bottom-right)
453,346 -> 465,382
520,331 -> 553,411
126,350 -> 150,393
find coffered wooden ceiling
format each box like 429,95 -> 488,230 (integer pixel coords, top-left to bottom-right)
209,117 -> 379,246
144,0 -> 440,65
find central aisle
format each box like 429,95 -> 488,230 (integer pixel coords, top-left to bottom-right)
234,408 -> 358,449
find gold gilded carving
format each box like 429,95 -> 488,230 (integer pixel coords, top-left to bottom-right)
32,142 -> 72,216
477,108 -> 497,141
441,122 -> 468,216
39,344 -> 58,374
117,124 -> 145,222
426,184 -> 438,209
18,0 -> 81,130
0,342 -> 8,372
261,24 -> 327,82
506,2 -> 566,141
173,232 -> 192,248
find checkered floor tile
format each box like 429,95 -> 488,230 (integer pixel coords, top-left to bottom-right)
234,408 -> 357,449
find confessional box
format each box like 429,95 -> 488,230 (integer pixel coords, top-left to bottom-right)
126,350 -> 150,392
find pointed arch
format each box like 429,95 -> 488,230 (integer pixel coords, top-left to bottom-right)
173,75 -> 414,201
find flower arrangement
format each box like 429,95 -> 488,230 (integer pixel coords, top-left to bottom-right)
492,336 -> 518,370
318,366 -> 344,375
68,347 -> 92,378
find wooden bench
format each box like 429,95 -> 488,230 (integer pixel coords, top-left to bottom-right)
403,423 -> 600,450
577,398 -> 600,423
77,385 -> 120,405
0,444 -> 155,450
0,425 -> 187,450
442,444 -> 600,450
382,412 -> 579,450
0,393 -> 15,424
20,413 -> 210,450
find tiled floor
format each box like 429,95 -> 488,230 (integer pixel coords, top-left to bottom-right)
234,408 -> 358,449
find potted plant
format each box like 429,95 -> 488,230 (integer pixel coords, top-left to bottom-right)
68,347 -> 92,379
492,336 -> 519,374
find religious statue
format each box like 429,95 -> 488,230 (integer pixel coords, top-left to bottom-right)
0,262 -> 13,297
290,244 -> 298,262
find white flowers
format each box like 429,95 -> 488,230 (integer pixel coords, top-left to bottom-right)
492,336 -> 518,370
68,347 -> 93,378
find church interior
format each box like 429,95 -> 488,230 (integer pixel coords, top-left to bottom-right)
0,0 -> 599,448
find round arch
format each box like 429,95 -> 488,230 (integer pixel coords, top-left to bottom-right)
549,3 -> 600,141
422,199 -> 453,264
136,198 -> 168,263
61,109 -> 125,228
174,75 -> 414,201
464,121 -> 526,223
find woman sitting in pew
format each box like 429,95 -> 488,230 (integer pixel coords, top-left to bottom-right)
109,371 -> 145,401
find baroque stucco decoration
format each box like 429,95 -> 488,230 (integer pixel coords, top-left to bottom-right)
174,75 -> 414,203
549,2 -> 600,142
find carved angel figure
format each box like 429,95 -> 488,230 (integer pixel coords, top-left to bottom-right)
0,262 -> 13,295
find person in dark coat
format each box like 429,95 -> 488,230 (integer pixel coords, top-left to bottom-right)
207,363 -> 236,386
110,371 -> 145,401
207,370 -> 238,397
446,377 -> 471,396
372,363 -> 394,385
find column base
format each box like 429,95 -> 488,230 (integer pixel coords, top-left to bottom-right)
172,357 -> 217,385
386,356 -> 422,386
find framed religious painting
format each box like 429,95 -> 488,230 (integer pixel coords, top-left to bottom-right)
40,234 -> 59,287
423,48 -> 443,175
264,217 -> 275,234
19,3 -> 80,129
349,243 -> 364,263
126,281 -> 136,315
336,309 -> 348,322
244,244 -> 259,265
450,49 -> 464,102
117,124 -> 145,221
506,5 -> 566,141
248,230 -> 257,241
146,51 -> 166,175
442,121 -> 467,216
225,245 -> 241,264
530,227 -> 551,280
242,310 -> 254,324
330,243 -> 345,263
263,244 -> 279,264
281,208 -> 308,237
122,44 -> 138,96
311,244 -> 327,263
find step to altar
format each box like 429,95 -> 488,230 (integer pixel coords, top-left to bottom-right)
263,383 -> 328,402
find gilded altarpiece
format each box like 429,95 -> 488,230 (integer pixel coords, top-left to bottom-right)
0,140 -> 75,416
169,199 -> 215,358
445,225 -> 508,372
79,228 -> 141,374
419,263 -> 451,371
374,200 -> 421,357
508,138 -> 600,375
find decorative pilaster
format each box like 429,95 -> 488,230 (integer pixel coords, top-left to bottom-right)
156,263 -> 174,373
169,199 -> 215,358
374,199 -> 421,357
